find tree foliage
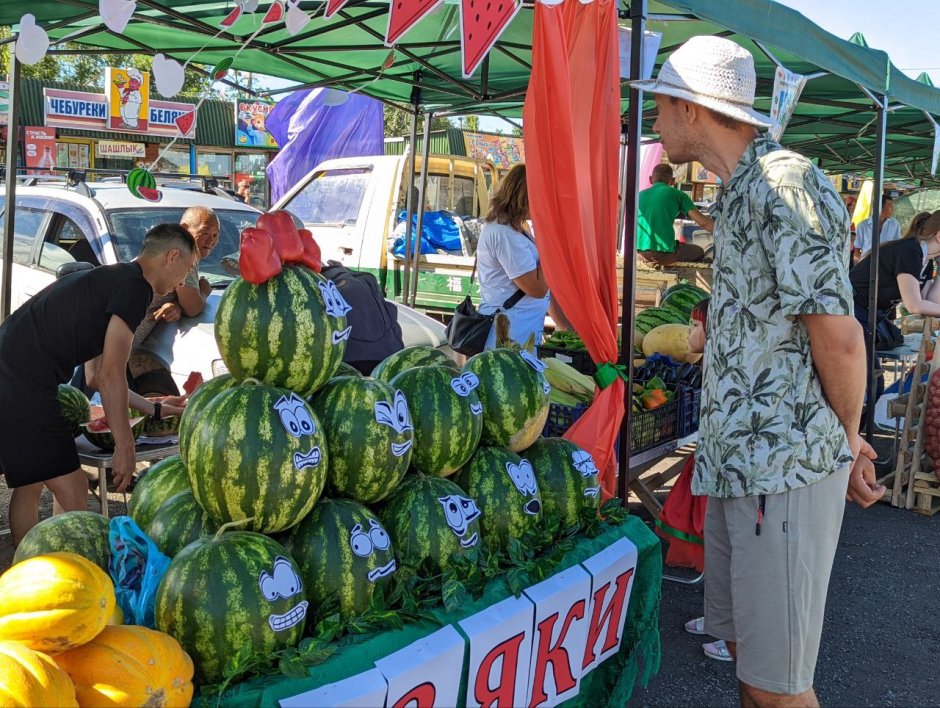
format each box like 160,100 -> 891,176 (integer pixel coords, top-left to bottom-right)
384,104 -> 452,137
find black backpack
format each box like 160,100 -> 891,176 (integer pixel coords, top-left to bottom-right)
321,262 -> 404,371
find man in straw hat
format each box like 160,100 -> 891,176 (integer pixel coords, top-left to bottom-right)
634,35 -> 883,706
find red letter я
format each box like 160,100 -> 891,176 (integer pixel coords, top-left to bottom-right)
529,600 -> 587,708
474,632 -> 527,708
393,681 -> 437,708
581,568 -> 635,669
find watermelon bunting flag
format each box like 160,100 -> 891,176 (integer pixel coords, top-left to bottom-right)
459,0 -> 521,77
385,0 -> 444,46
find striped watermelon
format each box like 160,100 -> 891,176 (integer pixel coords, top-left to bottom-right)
184,382 -> 328,533
144,490 -> 217,558
454,447 -> 542,551
635,307 -> 687,336
522,438 -> 601,529
661,283 -> 708,318
12,511 -> 110,572
80,416 -> 146,451
57,384 -> 90,437
462,349 -> 550,452
155,528 -> 306,684
127,455 -> 191,530
378,474 -> 481,572
284,498 -> 396,621
389,366 -> 482,477
334,362 -> 363,378
178,374 -> 236,461
371,346 -> 458,383
215,266 -> 349,397
309,377 -> 412,503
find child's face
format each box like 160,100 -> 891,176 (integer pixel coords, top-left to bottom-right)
688,319 -> 705,354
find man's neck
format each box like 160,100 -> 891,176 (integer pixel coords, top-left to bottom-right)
698,128 -> 759,183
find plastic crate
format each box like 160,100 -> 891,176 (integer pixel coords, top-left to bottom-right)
542,402 -> 590,438
537,345 -> 597,376
676,385 -> 703,437
541,400 -> 678,454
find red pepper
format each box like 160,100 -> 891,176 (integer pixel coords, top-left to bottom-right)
239,227 -> 282,285
297,228 -> 323,273
257,210 -> 304,263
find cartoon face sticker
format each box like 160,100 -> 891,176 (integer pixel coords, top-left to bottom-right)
542,379 -> 551,395
572,450 -> 601,498
274,393 -> 316,437
349,519 -> 397,582
374,390 -> 414,457
293,447 -> 322,470
520,351 -> 547,373
438,494 -> 481,548
506,459 -> 541,515
450,372 -> 480,398
318,281 -> 353,344
259,556 -> 309,632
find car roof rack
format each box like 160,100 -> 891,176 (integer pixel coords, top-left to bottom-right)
1,167 -> 239,201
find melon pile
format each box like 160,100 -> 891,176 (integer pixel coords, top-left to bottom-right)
635,282 -> 708,363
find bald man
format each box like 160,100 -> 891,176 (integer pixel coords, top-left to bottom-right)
637,163 -> 714,266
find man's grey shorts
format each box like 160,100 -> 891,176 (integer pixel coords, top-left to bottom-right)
704,466 -> 850,695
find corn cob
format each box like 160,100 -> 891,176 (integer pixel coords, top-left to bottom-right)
544,357 -> 595,404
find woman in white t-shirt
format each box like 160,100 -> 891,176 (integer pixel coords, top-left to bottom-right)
476,165 -> 552,349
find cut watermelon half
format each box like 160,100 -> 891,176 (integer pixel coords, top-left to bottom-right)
137,186 -> 162,202
263,0 -> 285,23
460,0 -> 520,77
385,0 -> 444,46
175,111 -> 196,136
87,418 -> 110,433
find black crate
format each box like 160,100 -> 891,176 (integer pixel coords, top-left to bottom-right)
542,402 -> 590,438
541,399 -> 678,455
537,345 -> 597,376
676,385 -> 703,438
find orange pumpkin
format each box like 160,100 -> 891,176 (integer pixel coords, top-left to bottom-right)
55,625 -> 194,707
0,640 -> 78,707
0,552 -> 115,654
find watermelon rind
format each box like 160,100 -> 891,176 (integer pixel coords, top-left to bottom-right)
462,349 -> 550,452
57,384 -> 91,437
333,362 -> 363,378
522,438 -> 601,530
127,455 -> 191,530
155,529 -> 306,684
389,365 -> 482,477
378,474 -> 482,572
284,498 -> 396,622
309,377 -> 412,504
454,446 -> 542,551
12,511 -> 110,572
660,284 -> 707,318
178,374 -> 235,461
145,490 -> 217,558
371,346 -> 459,383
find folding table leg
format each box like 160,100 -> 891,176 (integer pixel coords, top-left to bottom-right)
99,465 -> 109,519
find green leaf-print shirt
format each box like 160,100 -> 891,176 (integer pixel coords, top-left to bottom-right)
693,136 -> 855,498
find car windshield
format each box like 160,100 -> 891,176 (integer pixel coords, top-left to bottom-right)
106,207 -> 258,285
282,168 -> 371,226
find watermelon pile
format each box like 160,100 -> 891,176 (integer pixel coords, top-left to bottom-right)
634,282 -> 708,351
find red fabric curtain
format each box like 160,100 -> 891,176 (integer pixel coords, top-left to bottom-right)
523,0 -> 623,499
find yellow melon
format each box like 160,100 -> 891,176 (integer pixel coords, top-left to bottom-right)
641,323 -> 702,364
0,640 -> 78,706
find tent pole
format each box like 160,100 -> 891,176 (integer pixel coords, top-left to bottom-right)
401,80 -> 421,306
617,0 -> 647,503
616,129 -> 629,245
1,49 -> 20,322
410,112 -> 433,308
864,94 -> 888,441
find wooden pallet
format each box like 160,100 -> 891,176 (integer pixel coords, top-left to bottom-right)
911,471 -> 940,515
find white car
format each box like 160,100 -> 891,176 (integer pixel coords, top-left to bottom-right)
1,178 -> 448,393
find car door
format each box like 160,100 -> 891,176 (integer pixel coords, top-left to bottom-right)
0,202 -> 55,309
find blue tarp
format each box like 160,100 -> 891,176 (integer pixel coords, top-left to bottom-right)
265,89 -> 383,203
391,211 -> 463,258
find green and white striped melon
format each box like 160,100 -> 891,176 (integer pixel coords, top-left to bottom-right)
462,349 -> 550,452
155,527 -> 306,684
309,377 -> 412,504
661,283 -> 708,318
127,455 -> 191,531
284,498 -> 396,622
57,384 -> 90,437
184,381 -> 328,534
634,306 -> 690,350
334,362 -> 363,378
371,346 -> 458,383
12,511 -> 110,572
378,474 -> 481,572
389,365 -> 482,477
144,490 -> 217,558
215,266 -> 348,398
178,374 -> 236,461
522,438 -> 601,529
455,447 -> 542,551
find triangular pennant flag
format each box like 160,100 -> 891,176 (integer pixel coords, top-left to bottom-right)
175,110 -> 196,136
263,1 -> 285,23
220,6 -> 241,26
459,0 -> 520,77
385,0 -> 444,46
325,0 -> 350,18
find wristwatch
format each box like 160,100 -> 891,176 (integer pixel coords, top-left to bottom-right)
153,401 -> 162,421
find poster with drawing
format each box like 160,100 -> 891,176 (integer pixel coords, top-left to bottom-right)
463,131 -> 525,169
236,99 -> 279,148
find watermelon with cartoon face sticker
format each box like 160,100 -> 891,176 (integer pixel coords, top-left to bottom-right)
455,446 -> 542,551
155,529 -> 306,684
184,382 -> 328,534
309,377 -> 413,503
284,498 -> 396,622
521,437 -> 601,530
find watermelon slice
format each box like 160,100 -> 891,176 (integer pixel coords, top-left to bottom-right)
137,186 -> 162,202
385,0 -> 443,46
183,372 -> 204,396
382,49 -> 396,70
211,57 -> 233,81
220,6 -> 241,26
175,110 -> 196,136
87,418 -> 110,433
263,0 -> 285,23
459,0 -> 520,77
324,0 -> 349,18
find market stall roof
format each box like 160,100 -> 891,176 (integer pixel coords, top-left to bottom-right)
2,0 -> 940,180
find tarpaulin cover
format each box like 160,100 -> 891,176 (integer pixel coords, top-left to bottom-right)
523,0 -> 623,500
392,211 -> 463,257
265,88 -> 383,203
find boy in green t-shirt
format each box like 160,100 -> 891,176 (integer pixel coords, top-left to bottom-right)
637,164 -> 713,266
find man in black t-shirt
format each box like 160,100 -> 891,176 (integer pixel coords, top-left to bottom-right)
0,223 -> 197,545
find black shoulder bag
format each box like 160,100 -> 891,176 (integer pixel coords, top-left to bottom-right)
445,257 -> 525,356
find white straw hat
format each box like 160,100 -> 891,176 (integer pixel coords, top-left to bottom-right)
631,35 -> 772,128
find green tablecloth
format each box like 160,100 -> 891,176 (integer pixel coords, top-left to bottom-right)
199,516 -> 662,707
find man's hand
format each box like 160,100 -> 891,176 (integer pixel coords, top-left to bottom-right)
846,453 -> 885,508
160,394 -> 188,417
848,432 -> 877,464
154,302 -> 182,322
112,443 -> 137,493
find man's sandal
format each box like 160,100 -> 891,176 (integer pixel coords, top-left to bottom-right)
703,640 -> 733,662
684,616 -> 706,635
